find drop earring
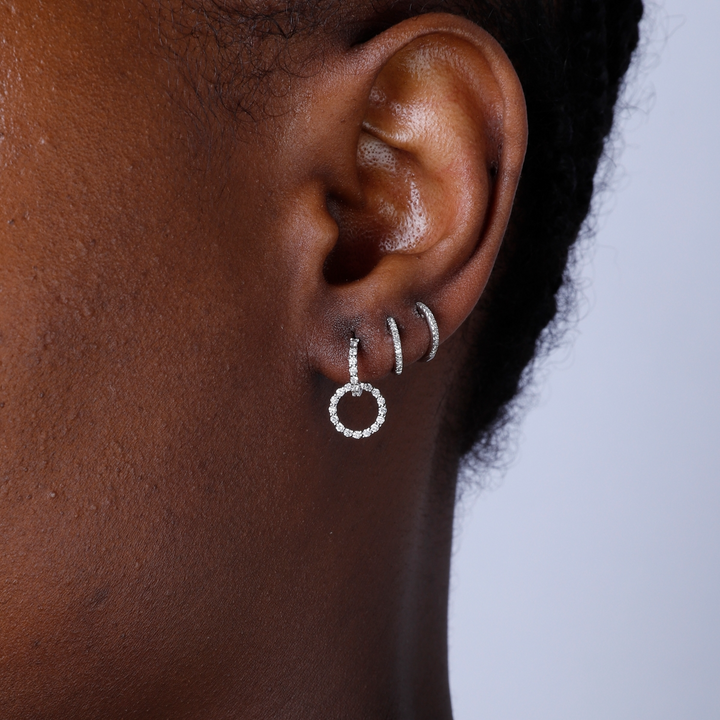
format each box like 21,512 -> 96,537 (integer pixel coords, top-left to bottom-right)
329,337 -> 387,439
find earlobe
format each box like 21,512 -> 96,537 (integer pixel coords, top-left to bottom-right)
298,14 -> 527,386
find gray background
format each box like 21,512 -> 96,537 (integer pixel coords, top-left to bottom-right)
449,1 -> 720,718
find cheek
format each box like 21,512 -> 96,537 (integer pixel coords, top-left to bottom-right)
0,253 -> 251,716
0,11 -> 293,714
0,3 -> 334,712
0,255 -> 304,717
0,112 -> 308,717
1,500 -> 207,715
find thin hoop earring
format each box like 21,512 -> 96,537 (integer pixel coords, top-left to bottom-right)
386,317 -> 403,375
416,302 -> 439,362
329,337 -> 387,439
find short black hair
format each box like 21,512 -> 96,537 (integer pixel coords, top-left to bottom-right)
445,0 -> 644,469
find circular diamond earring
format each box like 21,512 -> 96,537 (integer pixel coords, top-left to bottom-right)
329,337 -> 387,439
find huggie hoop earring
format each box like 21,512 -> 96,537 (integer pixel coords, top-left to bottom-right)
386,317 -> 403,375
416,302 -> 439,362
329,337 -> 387,439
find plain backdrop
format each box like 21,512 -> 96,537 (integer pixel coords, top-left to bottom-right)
448,1 -> 720,718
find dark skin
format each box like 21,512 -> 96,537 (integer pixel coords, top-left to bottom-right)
0,2 -> 527,717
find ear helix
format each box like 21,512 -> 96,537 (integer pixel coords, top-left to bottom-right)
328,302 -> 439,439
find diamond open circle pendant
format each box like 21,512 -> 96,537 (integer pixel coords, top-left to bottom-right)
329,381 -> 386,439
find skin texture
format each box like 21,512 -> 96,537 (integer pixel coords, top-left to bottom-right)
0,2 -> 526,718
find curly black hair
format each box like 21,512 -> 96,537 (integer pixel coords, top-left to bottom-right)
446,0 -> 644,467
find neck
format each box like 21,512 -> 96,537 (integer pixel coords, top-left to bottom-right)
201,368 -> 460,719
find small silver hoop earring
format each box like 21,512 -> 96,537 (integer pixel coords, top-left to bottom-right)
329,337 -> 387,439
386,317 -> 403,375
416,302 -> 439,362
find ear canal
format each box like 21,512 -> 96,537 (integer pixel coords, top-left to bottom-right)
323,32 -> 493,287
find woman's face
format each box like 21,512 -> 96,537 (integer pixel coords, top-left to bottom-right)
1,2 -> 329,712
0,2 -> 528,716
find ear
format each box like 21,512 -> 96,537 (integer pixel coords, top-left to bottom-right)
285,13 -> 527,384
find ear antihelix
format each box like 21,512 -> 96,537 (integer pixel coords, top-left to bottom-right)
323,27 -> 501,290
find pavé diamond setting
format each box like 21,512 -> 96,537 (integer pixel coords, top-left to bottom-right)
416,302 -> 439,362
329,337 -> 387,439
386,317 -> 403,375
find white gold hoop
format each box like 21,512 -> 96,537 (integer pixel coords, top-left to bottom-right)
416,302 -> 439,362
348,336 -> 361,397
386,317 -> 403,375
329,337 -> 387,439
